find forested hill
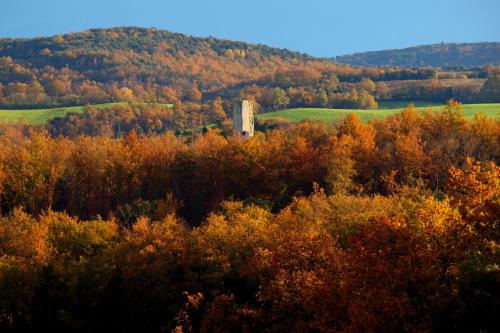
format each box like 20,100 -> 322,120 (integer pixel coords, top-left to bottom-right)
1,27 -> 498,111
0,26 -> 399,110
0,26 -> 311,63
335,42 -> 500,67
0,26 -> 318,94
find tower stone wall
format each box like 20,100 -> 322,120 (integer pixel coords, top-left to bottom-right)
233,99 -> 254,137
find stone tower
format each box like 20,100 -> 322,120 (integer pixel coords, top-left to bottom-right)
233,99 -> 254,137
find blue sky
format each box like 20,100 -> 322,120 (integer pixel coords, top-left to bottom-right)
1,0 -> 499,57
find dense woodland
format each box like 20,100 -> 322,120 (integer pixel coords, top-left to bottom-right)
335,42 -> 500,67
0,99 -> 499,332
0,27 -> 499,333
1,27 -> 500,112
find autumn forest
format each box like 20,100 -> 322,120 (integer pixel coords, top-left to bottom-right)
0,25 -> 499,333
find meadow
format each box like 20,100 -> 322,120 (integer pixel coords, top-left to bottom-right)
257,102 -> 500,123
0,102 -> 172,125
1,101 -> 499,126
0,103 -> 126,125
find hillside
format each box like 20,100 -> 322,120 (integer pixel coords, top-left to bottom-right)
335,42 -> 500,67
0,28 -> 498,115
0,26 -> 364,109
0,27 -> 311,62
0,27 -> 315,94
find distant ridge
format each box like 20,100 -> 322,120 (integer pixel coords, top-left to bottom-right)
0,26 -> 317,95
335,42 -> 500,67
0,26 -> 313,64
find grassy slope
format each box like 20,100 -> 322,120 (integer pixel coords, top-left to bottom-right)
257,102 -> 500,123
0,103 -> 172,125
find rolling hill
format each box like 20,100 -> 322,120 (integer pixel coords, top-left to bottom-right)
335,42 -> 500,67
0,28 -> 497,115
0,26 -> 345,109
0,26 -> 314,92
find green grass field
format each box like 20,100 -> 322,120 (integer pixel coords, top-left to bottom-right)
257,102 -> 500,123
0,103 -> 125,125
0,102 -> 172,125
1,101 -> 499,125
